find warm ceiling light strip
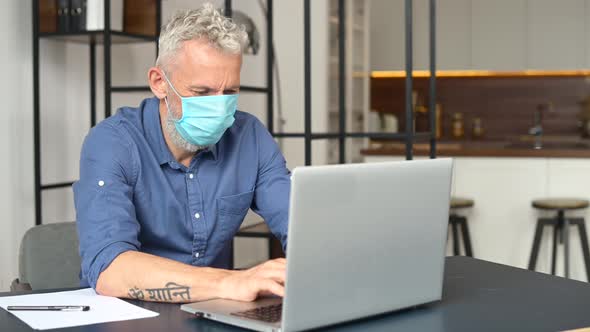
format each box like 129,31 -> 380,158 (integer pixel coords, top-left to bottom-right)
371,70 -> 590,78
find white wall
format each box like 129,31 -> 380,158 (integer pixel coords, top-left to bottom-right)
1,0 -> 332,289
1,0 -> 35,292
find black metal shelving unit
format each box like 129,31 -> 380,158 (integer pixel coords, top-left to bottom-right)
32,0 -> 162,225
263,0 -> 437,165
32,0 -> 436,227
232,0 -> 438,266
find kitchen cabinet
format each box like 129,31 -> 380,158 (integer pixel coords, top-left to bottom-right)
546,159 -> 590,279
411,0 -> 472,70
435,0 -> 472,70
371,0 -> 590,71
371,0 -> 471,71
452,158 -> 547,271
363,155 -> 590,282
527,0 -> 586,70
411,0 -> 429,70
471,0 -> 527,70
369,0 -> 404,71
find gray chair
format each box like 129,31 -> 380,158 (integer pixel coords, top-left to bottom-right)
10,222 -> 81,291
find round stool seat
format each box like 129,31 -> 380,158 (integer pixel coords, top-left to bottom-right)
451,197 -> 474,209
532,198 -> 589,211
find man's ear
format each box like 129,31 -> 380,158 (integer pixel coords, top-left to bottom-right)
148,67 -> 167,99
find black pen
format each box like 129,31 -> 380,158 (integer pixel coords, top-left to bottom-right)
7,305 -> 90,312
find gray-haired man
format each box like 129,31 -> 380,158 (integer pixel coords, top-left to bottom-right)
74,3 -> 290,303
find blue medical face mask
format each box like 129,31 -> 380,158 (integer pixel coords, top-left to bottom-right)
163,72 -> 238,147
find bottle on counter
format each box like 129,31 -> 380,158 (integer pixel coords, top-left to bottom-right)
472,117 -> 485,139
435,104 -> 443,139
451,112 -> 465,139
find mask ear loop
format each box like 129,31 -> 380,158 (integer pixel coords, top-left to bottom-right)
164,95 -> 172,114
161,70 -> 184,120
161,70 -> 183,99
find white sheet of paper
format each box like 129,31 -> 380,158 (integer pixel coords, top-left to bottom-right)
0,288 -> 159,330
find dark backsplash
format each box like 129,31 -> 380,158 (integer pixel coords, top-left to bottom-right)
371,74 -> 590,140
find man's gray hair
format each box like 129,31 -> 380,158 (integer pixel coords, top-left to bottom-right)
156,3 -> 248,68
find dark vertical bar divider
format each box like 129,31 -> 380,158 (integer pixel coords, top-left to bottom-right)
404,0 -> 414,160
267,0 -> 274,134
429,0 -> 437,159
33,0 -> 42,225
103,0 -> 112,118
304,0 -> 312,165
90,41 -> 96,127
156,0 -> 162,57
338,0 -> 346,164
224,0 -> 232,18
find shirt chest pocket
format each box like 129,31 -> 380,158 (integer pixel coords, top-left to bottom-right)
216,190 -> 255,241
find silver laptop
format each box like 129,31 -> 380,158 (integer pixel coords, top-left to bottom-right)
182,158 -> 453,332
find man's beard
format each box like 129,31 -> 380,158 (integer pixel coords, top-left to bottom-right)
164,99 -> 207,153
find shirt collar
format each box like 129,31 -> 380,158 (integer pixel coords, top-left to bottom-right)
144,97 -> 218,166
208,144 -> 219,160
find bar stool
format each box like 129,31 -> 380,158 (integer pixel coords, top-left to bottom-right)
449,197 -> 474,257
528,198 -> 590,280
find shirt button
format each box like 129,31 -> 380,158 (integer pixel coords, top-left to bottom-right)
98,180 -> 105,187
194,213 -> 200,219
189,173 -> 194,179
195,252 -> 200,258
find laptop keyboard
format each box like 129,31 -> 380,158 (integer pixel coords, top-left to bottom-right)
231,303 -> 283,323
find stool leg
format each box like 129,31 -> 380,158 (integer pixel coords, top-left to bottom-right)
574,219 -> 590,281
451,218 -> 460,256
528,219 -> 545,270
564,218 -> 570,279
556,210 -> 570,278
551,223 -> 560,275
458,217 -> 473,257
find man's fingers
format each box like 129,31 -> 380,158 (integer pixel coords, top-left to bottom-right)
258,268 -> 286,283
258,279 -> 285,298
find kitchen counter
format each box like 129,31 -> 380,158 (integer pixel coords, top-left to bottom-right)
361,138 -> 590,158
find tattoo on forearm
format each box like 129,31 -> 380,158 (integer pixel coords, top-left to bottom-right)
165,282 -> 191,301
128,282 -> 191,302
128,286 -> 144,300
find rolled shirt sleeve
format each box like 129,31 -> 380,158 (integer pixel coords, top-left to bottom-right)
250,118 -> 291,249
73,122 -> 141,289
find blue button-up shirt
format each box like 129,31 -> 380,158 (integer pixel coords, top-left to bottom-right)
73,97 -> 290,288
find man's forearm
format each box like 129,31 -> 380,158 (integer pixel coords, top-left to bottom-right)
95,251 -> 230,303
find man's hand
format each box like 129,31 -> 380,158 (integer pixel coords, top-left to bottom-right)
218,258 -> 286,302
